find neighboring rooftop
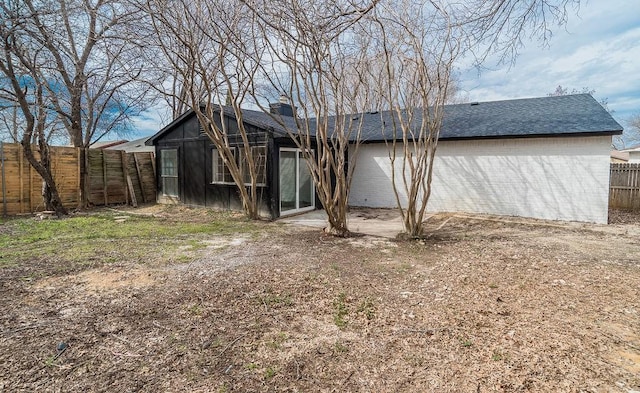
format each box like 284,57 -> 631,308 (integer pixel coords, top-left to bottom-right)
89,140 -> 128,149
105,137 -> 155,153
611,150 -> 629,162
621,144 -> 640,152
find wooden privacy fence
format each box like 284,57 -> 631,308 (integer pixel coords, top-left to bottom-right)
0,142 -> 156,215
610,163 -> 640,210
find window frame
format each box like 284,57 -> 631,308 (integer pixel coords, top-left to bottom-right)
279,147 -> 315,216
211,147 -> 236,185
211,145 -> 267,187
159,148 -> 179,197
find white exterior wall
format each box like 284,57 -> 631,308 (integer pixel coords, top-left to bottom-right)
349,136 -> 612,223
628,151 -> 640,163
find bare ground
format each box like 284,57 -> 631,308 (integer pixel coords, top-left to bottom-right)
1,207 -> 640,392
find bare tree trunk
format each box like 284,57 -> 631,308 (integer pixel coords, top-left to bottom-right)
366,2 -> 457,238
20,136 -> 67,216
247,0 -> 377,236
147,0 -> 267,220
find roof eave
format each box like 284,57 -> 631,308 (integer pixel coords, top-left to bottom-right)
145,108 -> 196,146
356,129 -> 623,144
438,129 -> 623,141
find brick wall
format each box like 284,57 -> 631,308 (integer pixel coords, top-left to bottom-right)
349,135 -> 612,224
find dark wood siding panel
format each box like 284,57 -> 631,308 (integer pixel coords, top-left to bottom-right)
152,111 -> 278,218
160,123 -> 184,141
206,185 -> 231,210
183,140 -> 207,206
183,116 -> 201,139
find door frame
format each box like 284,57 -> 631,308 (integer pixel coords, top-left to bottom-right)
279,147 -> 315,216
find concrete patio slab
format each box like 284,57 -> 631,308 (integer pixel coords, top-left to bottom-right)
279,208 -> 405,238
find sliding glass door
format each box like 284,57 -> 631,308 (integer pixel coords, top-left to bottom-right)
280,149 -> 314,215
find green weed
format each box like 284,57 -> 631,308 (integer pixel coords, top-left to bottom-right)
264,367 -> 276,380
266,333 -> 287,350
188,304 -> 203,316
333,293 -> 349,328
334,342 -> 349,353
357,298 -> 376,320
260,292 -> 294,308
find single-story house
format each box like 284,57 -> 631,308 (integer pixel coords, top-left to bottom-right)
146,102 -> 316,218
147,94 -> 622,224
611,150 -> 629,163
620,145 -> 640,163
350,94 -> 622,224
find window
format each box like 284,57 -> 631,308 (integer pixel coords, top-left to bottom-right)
160,149 -> 178,197
212,148 -> 236,184
212,146 -> 267,186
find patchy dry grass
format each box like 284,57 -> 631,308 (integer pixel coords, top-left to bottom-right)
0,206 -> 263,274
1,206 -> 640,392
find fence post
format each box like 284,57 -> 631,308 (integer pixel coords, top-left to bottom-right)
133,153 -> 146,203
1,141 -> 6,217
102,150 -> 108,205
120,150 -> 129,206
77,147 -> 82,209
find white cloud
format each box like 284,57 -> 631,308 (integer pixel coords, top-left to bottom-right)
458,1 -> 640,121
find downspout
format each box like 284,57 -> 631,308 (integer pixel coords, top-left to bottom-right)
1,141 -> 6,217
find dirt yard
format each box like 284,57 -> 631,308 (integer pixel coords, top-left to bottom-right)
1,206 -> 640,392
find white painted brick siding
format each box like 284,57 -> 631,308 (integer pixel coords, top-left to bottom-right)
349,136 -> 612,223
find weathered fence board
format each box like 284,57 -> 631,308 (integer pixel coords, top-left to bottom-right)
610,163 -> 640,210
0,143 -> 156,215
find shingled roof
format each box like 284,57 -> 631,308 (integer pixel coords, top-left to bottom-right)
148,94 -> 623,145
357,94 -> 623,142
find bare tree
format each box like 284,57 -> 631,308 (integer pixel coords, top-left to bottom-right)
453,0 -> 581,66
147,0 -> 268,219
1,0 -> 152,209
0,104 -> 21,143
245,0 -> 584,237
548,85 -> 612,112
361,1 -> 458,237
624,112 -> 640,148
0,2 -> 72,216
0,9 -> 67,214
372,0 -> 586,237
246,0 -> 381,236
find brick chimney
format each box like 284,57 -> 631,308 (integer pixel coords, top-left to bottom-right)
269,94 -> 295,117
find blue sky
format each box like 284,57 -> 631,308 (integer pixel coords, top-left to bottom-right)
133,1 -> 640,142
